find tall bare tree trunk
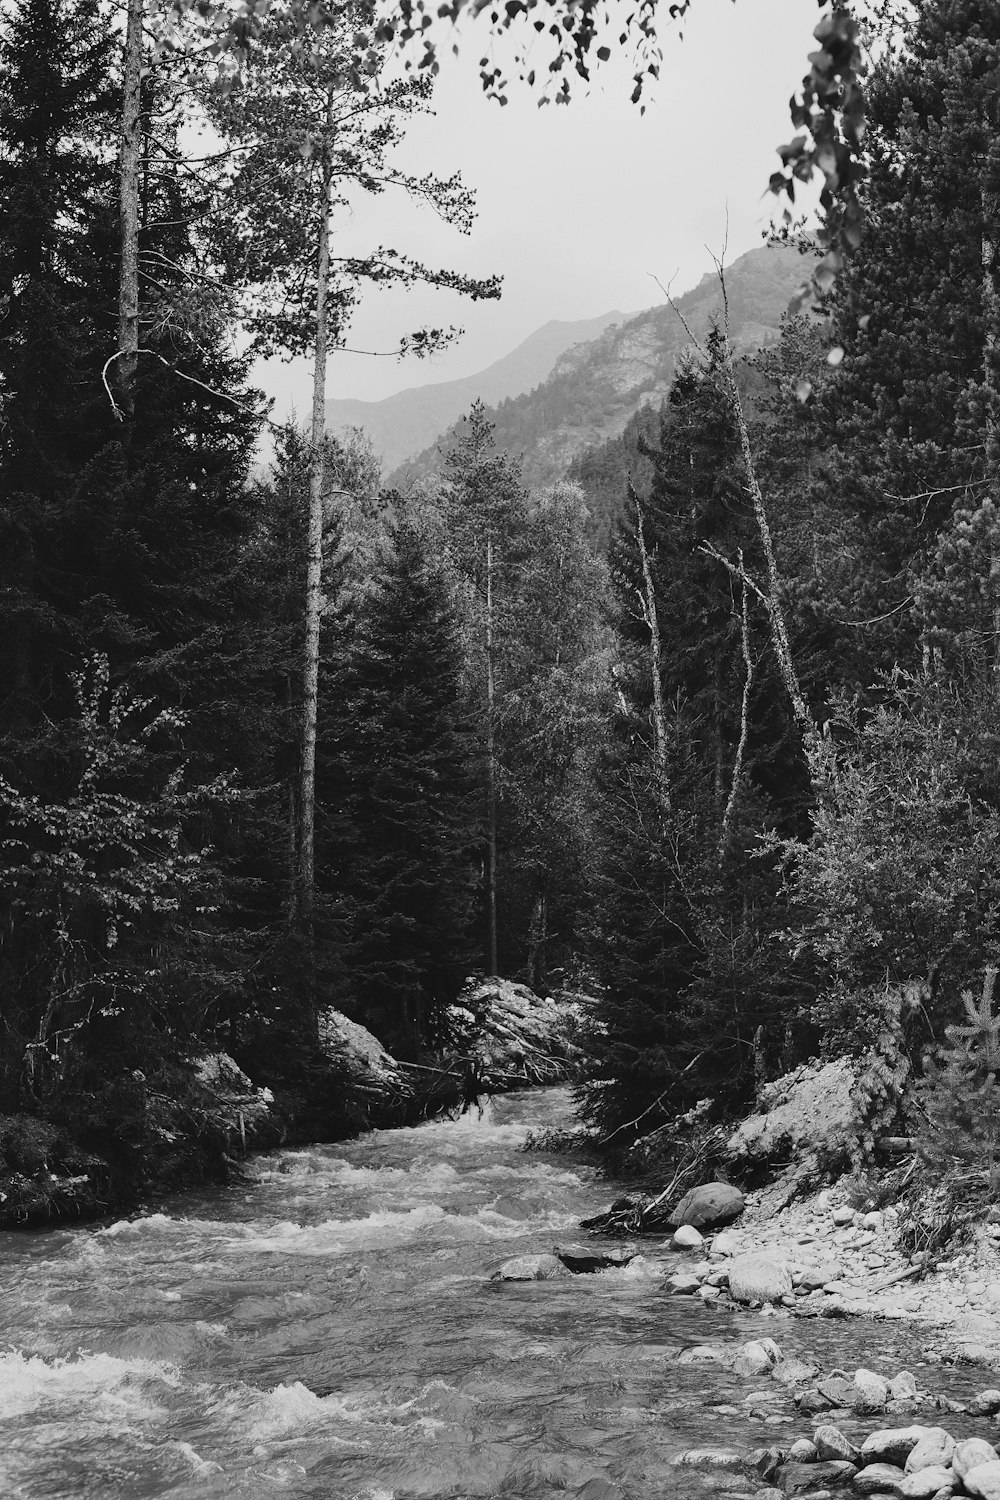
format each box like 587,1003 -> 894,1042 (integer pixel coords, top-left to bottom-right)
981,152 -> 1000,674
485,532 -> 498,975
117,0 -> 143,418
298,144 -> 333,932
631,484 -> 671,821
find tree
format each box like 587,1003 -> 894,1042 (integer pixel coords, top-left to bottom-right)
334,520 -> 480,1056
210,20 -> 500,937
442,401 -> 528,974
581,339 -> 806,1135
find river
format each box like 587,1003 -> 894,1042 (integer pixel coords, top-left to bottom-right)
0,1087 -> 982,1499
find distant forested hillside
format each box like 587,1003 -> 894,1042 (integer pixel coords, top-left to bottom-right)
390,243 -> 812,497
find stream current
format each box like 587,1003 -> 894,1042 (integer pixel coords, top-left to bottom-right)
0,1087 -> 981,1500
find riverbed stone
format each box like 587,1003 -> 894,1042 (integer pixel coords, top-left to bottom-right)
799,1261 -> 844,1291
854,1368 -> 891,1412
859,1427 -> 926,1466
779,1458 -> 857,1493
787,1439 -> 818,1463
853,1463 -> 906,1495
665,1271 -> 702,1295
710,1230 -> 741,1258
813,1425 -> 860,1463
491,1253 -> 571,1281
953,1439 -> 1000,1482
904,1428 -> 954,1473
733,1339 -> 782,1377
832,1205 -> 855,1226
671,1223 -> 705,1251
553,1243 -> 635,1273
728,1251 -> 793,1305
677,1344 -> 728,1363
773,1358 -> 820,1388
891,1372 -> 918,1401
897,1464 -> 954,1497
970,1390 -> 1000,1417
671,1448 -> 746,1470
964,1460 -> 1000,1499
668,1181 -> 746,1230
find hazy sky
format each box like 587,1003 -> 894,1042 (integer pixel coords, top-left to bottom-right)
255,0 -> 820,419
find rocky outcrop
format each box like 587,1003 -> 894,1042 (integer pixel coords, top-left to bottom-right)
726,1057 -> 859,1173
440,979 -> 584,1087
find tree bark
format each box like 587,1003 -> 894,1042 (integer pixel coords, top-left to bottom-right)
117,0 -> 143,418
298,139 -> 333,932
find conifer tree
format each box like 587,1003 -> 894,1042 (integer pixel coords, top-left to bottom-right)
334,520 -> 480,1057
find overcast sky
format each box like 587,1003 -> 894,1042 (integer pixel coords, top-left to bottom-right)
254,0 -> 820,418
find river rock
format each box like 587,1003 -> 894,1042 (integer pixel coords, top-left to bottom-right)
860,1427 -> 927,1467
897,1464 -> 954,1497
787,1438 -> 818,1463
854,1367 -> 890,1411
831,1204 -> 855,1226
854,1462 -> 907,1494
891,1372 -> 918,1400
668,1181 -> 746,1230
670,1224 -> 705,1251
665,1272 -> 702,1295
965,1460 -> 1000,1499
677,1345 -> 729,1363
672,1448 -> 745,1470
773,1358 -> 820,1388
799,1260 -> 844,1291
813,1425 -> 860,1463
491,1253 -> 570,1281
904,1428 -> 954,1473
970,1391 -> 1000,1417
955,1441 -> 1000,1482
553,1243 -> 635,1273
779,1458 -> 857,1493
728,1252 -> 793,1305
710,1230 -> 741,1257
733,1339 -> 781,1377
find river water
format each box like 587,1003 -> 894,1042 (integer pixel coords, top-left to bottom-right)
0,1087 -> 982,1500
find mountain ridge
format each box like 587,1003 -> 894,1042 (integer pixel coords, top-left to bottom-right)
390,244 -> 813,493
324,310 -> 633,473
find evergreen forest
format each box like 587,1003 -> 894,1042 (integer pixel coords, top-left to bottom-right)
5,0 -> 1000,1222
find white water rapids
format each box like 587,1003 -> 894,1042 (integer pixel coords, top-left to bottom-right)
0,1087 -> 973,1499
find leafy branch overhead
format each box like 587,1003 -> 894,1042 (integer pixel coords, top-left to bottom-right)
158,0 -> 869,290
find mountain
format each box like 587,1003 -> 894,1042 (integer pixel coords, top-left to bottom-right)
323,310 -> 632,473
390,244 -> 813,494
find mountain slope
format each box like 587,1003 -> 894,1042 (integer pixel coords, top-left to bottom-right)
324,310 -> 631,473
390,244 -> 812,493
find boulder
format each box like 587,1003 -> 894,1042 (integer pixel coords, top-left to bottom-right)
676,1345 -> 728,1364
787,1438 -> 818,1463
670,1223 -> 704,1251
733,1339 -> 781,1378
667,1181 -> 746,1230
491,1253 -> 570,1282
553,1243 -> 635,1273
854,1367 -> 890,1412
664,1272 -> 702,1295
779,1458 -> 857,1493
813,1425 -> 860,1463
727,1251 -> 793,1305
772,1358 -> 820,1389
904,1428 -> 954,1473
897,1465 -> 955,1497
955,1440 -> 1000,1481
966,1461 -> 1000,1500
854,1463 -> 907,1495
970,1391 -> 1000,1418
859,1426 -> 926,1467
891,1372 -> 918,1401
671,1449 -> 745,1470
317,1010 -> 407,1088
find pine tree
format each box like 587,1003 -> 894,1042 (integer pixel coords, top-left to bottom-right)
334,520 -> 480,1057
916,968 -> 1000,1196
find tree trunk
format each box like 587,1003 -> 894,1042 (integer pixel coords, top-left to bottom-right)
117,0 -> 143,418
298,145 -> 333,932
631,484 -> 671,821
981,152 -> 1000,674
485,531 -> 498,975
